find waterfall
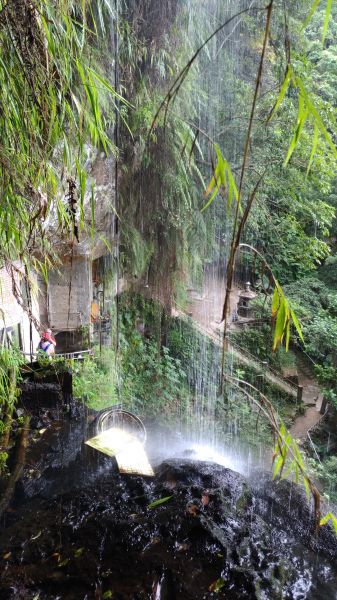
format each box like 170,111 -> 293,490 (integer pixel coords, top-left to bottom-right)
96,0 -> 269,471
169,0 -> 263,469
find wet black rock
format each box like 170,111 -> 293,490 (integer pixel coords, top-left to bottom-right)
19,367 -> 72,414
1,459 -> 337,599
15,403 -> 113,501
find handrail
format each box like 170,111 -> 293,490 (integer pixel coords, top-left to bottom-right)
21,349 -> 93,361
57,349 -> 93,360
175,308 -> 299,395
229,338 -> 298,391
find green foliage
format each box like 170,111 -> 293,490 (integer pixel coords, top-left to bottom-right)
120,333 -> 187,416
319,255 -> 337,287
245,276 -> 337,366
284,277 -> 337,362
303,0 -> 333,45
230,325 -> 297,372
314,364 -> 337,408
72,348 -> 118,410
73,295 -> 188,417
0,0 -> 121,276
35,353 -> 69,375
0,451 -> 9,474
117,4 -> 208,304
167,317 -> 221,396
121,226 -> 154,279
309,456 -> 337,503
0,346 -> 25,470
168,316 -> 298,445
268,64 -> 337,168
0,347 -> 24,409
273,421 -> 306,486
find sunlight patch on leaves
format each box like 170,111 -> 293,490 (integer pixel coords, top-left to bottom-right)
320,512 -> 337,534
201,144 -> 238,213
272,282 -> 304,352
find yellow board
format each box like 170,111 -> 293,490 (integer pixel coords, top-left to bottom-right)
85,427 -> 154,477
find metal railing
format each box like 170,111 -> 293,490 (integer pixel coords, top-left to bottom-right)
22,349 -> 93,361
176,310 -> 300,397
229,338 -> 298,392
56,349 -> 93,360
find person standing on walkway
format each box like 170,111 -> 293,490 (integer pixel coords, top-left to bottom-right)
38,328 -> 56,357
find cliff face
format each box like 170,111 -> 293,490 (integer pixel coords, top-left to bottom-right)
117,0 -> 196,312
123,0 -> 179,46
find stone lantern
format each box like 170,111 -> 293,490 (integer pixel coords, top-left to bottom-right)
237,282 -> 256,318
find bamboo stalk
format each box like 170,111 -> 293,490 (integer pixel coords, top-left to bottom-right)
0,415 -> 30,518
220,1 -> 274,390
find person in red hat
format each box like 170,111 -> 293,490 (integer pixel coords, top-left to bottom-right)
38,328 -> 56,356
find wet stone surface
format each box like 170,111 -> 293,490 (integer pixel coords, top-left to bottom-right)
1,459 -> 337,599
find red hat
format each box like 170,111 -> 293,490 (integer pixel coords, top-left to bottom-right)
41,331 -> 56,344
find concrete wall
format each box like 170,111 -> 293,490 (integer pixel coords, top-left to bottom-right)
0,266 -> 40,355
47,256 -> 92,333
37,275 -> 48,330
37,152 -> 117,342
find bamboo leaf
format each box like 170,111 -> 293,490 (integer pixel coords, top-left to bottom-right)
272,455 -> 284,480
330,515 -> 337,534
209,578 -> 225,593
271,287 -> 280,317
63,133 -> 71,170
227,167 -> 238,201
279,422 -> 286,438
204,165 -> 220,197
303,476 -> 311,502
292,440 -> 305,469
98,234 -> 112,253
214,145 -> 227,188
267,65 -> 292,122
320,512 -> 333,526
290,309 -> 304,343
203,148 -> 238,213
306,124 -> 319,176
284,95 -> 309,166
87,67 -> 132,107
302,0 -> 321,30
282,459 -> 297,480
148,496 -> 173,509
319,511 -> 337,533
295,463 -> 299,484
201,176 -> 221,212
284,432 -> 292,452
285,320 -> 290,351
323,0 -> 332,45
273,297 -> 286,350
296,77 -> 337,159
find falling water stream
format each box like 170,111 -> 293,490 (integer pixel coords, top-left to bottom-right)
124,0 -> 265,474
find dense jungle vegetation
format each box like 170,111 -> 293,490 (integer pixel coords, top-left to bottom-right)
2,0 -> 337,526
